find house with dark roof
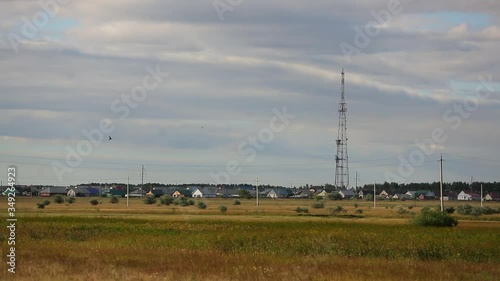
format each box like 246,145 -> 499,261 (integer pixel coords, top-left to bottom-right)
267,188 -> 294,198
40,187 -> 68,197
67,187 -> 91,197
339,190 -> 356,199
172,188 -> 193,198
484,192 -> 500,201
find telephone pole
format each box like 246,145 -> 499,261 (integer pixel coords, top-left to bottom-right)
439,155 -> 444,212
141,165 -> 145,197
354,171 -> 359,191
480,184 -> 483,207
127,175 -> 130,207
256,178 -> 259,207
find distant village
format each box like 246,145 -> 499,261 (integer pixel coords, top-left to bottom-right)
2,182 -> 500,201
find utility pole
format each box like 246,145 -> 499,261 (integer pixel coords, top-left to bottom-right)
256,178 -> 259,207
470,176 -> 473,194
439,154 -> 444,212
141,165 -> 145,197
355,171 -> 359,191
373,182 -> 376,208
481,184 -> 483,207
127,176 -> 130,207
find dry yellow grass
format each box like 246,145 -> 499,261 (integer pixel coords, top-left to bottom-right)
0,197 -> 498,281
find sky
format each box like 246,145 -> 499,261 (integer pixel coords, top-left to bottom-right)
1,0 -> 500,187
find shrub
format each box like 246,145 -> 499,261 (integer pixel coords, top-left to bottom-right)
421,206 -> 431,213
197,201 -> 207,209
412,209 -> 458,227
219,205 -> 227,213
408,205 -> 414,209
311,201 -> 324,209
233,199 -> 241,205
396,205 -> 408,214
188,199 -> 195,206
329,205 -> 344,215
144,195 -> 156,205
90,199 -> 99,206
110,196 -> 119,204
355,209 -> 363,214
43,200 -> 51,206
175,197 -> 189,207
294,207 -> 309,213
160,195 -> 174,205
353,202 -> 358,208
445,206 -> 455,214
37,202 -> 46,209
54,195 -> 64,204
66,197 -> 76,204
455,204 -> 498,216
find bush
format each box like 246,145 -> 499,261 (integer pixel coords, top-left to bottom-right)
329,205 -> 344,215
90,199 -> 99,206
412,209 -> 458,227
66,197 -> 76,204
43,200 -> 51,206
175,197 -> 189,207
233,199 -> 241,205
311,201 -> 324,209
54,195 -> 64,204
197,201 -> 207,209
219,205 -> 227,213
294,207 -> 309,213
188,199 -> 195,206
353,202 -> 358,208
144,195 -> 156,205
160,195 -> 174,205
445,206 -> 455,214
455,204 -> 499,216
355,209 -> 363,214
110,196 -> 119,204
37,202 -> 46,209
396,205 -> 408,214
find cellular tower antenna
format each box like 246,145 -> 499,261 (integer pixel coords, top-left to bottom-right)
335,69 -> 349,189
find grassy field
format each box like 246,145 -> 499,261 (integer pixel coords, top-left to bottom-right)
1,197 -> 499,280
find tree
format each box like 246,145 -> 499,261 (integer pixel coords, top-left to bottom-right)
328,191 -> 342,200
238,189 -> 252,199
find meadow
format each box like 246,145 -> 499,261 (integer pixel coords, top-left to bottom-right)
1,197 -> 499,281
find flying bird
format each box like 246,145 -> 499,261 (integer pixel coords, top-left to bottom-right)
108,136 -> 112,141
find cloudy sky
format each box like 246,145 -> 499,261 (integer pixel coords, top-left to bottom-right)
1,0 -> 500,187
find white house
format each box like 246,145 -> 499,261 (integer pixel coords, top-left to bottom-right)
192,187 -> 218,198
457,191 -> 472,201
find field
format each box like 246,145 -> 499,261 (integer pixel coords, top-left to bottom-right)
1,197 -> 499,281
